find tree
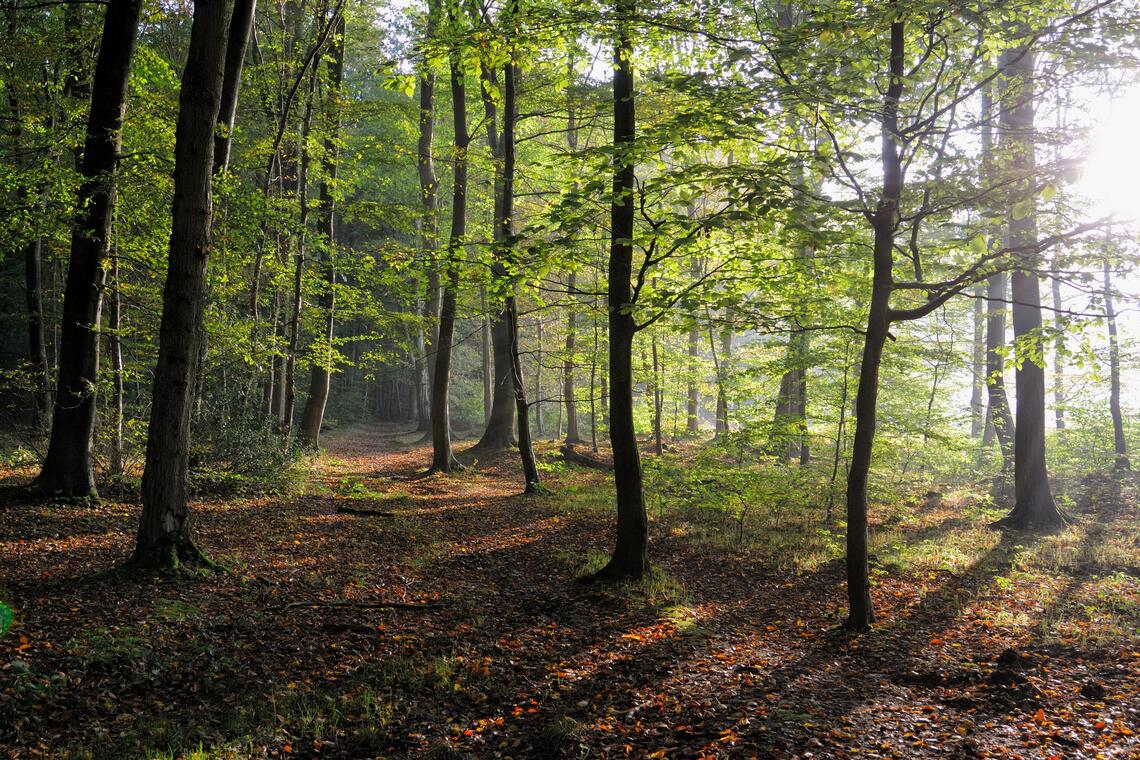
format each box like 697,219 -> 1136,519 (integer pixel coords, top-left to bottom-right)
428,3 -> 468,474
34,0 -> 144,498
1102,244 -> 1130,472
993,42 -> 1063,531
131,0 -> 233,568
583,0 -> 648,582
298,15 -> 346,449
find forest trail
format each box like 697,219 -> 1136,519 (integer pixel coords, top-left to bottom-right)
1,425 -> 1138,757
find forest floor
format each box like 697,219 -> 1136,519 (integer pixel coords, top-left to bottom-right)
1,423 -> 1138,759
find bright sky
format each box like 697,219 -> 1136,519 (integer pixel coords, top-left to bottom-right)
1076,84 -> 1140,223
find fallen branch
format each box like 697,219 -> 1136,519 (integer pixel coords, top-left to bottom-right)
336,506 -> 396,517
560,444 -> 614,472
273,600 -> 444,612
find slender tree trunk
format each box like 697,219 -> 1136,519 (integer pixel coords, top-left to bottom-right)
686,322 -> 700,436
994,45 -> 1061,530
534,315 -> 544,437
1103,253 -> 1129,471
35,0 -> 144,498
970,282 -> 985,438
108,252 -> 125,476
429,31 -> 468,473
283,67 -> 318,432
498,28 -> 539,491
298,14 -> 344,448
471,45 -> 516,452
564,272 -> 582,443
1051,269 -> 1065,431
131,0 -> 231,568
24,236 -> 51,426
415,1 -> 439,434
482,287 -> 492,424
584,1 -> 647,582
982,79 -> 1014,475
845,14 -> 905,631
652,331 -> 663,455
212,0 -> 256,175
590,281 -> 599,452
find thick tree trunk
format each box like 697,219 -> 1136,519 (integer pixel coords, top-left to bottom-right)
35,0 -> 144,498
298,15 -> 344,449
428,38 -> 468,473
994,45 -> 1061,530
584,2 -> 647,582
131,0 -> 231,569
1103,255 -> 1129,471
845,15 -> 905,631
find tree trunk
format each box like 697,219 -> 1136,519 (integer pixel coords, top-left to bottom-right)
994,45 -> 1061,530
845,14 -> 905,631
686,321 -> 699,436
108,252 -> 125,476
471,47 -> 516,452
970,282 -> 985,438
212,0 -> 256,175
499,31 -> 539,491
131,0 -> 231,569
415,2 -> 439,434
564,272 -> 582,443
35,0 -> 144,498
1051,267 -> 1065,432
482,287 -> 492,424
429,29 -> 468,473
283,66 -> 318,433
298,15 -> 344,449
651,331 -> 663,455
24,237 -> 52,427
1103,252 -> 1129,471
584,1 -> 647,583
534,315 -> 544,437
981,80 -> 1014,474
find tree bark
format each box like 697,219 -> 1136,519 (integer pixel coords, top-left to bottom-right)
35,0 -> 144,498
298,14 -> 344,448
845,14 -> 905,631
970,282 -> 985,438
428,24 -> 467,473
283,67 -> 318,432
131,0 -> 232,568
414,1 -> 439,434
1103,252 -> 1129,471
108,251 -> 125,476
584,0 -> 647,582
564,272 -> 582,443
212,0 -> 256,175
994,44 -> 1062,530
499,29 -> 539,491
470,46 -> 516,452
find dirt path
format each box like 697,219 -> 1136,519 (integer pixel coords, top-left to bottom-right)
0,425 -> 1137,758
